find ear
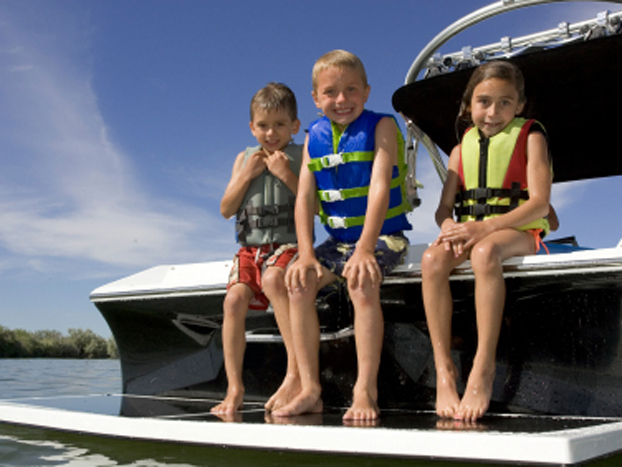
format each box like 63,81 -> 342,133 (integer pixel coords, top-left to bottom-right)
311,90 -> 321,109
363,85 -> 371,103
249,120 -> 258,138
516,100 -> 526,115
292,119 -> 301,135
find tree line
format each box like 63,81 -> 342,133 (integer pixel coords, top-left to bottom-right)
0,326 -> 118,359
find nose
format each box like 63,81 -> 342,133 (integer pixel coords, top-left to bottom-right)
487,103 -> 498,116
336,91 -> 347,103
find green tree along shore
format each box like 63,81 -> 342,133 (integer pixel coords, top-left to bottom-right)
0,326 -> 118,359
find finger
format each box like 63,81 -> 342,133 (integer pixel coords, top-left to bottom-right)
370,262 -> 382,288
315,263 -> 324,281
347,265 -> 359,289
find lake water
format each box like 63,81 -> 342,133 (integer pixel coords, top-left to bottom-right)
0,359 -> 617,467
0,359 -> 469,467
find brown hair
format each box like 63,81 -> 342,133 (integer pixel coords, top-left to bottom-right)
311,49 -> 368,91
250,82 -> 298,122
458,60 -> 526,127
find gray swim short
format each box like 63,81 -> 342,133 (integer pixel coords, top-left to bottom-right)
315,232 -> 409,279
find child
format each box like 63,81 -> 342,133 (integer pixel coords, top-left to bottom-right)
273,50 -> 412,421
421,61 -> 552,422
213,82 -> 303,414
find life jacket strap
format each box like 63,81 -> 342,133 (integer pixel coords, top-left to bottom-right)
307,150 -> 375,172
320,204 -> 406,229
317,171 -> 406,202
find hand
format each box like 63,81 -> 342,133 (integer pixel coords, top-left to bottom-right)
285,255 -> 323,292
437,220 -> 493,255
265,150 -> 291,181
342,248 -> 382,290
244,150 -> 268,180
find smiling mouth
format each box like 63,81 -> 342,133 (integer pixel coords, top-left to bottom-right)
334,108 -> 352,116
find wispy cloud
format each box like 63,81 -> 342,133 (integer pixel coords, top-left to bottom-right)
0,6 -> 228,277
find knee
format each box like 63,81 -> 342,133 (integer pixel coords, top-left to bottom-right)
287,285 -> 315,310
347,283 -> 379,309
421,247 -> 451,279
470,243 -> 501,274
262,267 -> 286,299
223,287 -> 250,320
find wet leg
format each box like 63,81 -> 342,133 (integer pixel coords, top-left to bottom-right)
421,245 -> 466,418
458,231 -> 534,421
211,283 -> 253,414
262,267 -> 301,412
272,268 -> 336,417
343,284 -> 383,421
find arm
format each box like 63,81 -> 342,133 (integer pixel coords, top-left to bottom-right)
220,149 -> 267,219
439,131 -> 552,250
284,135 -> 323,290
342,117 -> 396,289
547,204 -> 559,231
431,144 -> 465,256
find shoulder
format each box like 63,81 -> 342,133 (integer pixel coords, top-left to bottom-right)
375,115 -> 398,134
447,144 -> 462,166
308,115 -> 330,132
285,143 -> 304,160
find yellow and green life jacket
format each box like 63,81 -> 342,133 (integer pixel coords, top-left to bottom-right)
456,117 -> 550,235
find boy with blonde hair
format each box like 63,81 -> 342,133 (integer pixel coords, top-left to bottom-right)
274,51 -> 411,420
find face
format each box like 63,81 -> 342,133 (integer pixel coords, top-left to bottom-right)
312,66 -> 370,130
250,108 -> 300,154
469,78 -> 525,138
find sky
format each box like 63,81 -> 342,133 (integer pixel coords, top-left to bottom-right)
1,0 -> 620,338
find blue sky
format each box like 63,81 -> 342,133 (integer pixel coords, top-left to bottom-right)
1,0 -> 620,337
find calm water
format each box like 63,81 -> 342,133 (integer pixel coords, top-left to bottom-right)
0,359 -> 618,467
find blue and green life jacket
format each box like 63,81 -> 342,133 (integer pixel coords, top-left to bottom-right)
235,143 -> 303,246
456,117 -> 550,235
307,110 -> 412,243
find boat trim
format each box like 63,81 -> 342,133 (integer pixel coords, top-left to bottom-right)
404,0 -> 622,83
1,399 -> 622,465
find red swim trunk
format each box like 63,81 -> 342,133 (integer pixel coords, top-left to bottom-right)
227,243 -> 298,310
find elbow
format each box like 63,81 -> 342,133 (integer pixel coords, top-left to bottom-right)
220,204 -> 233,220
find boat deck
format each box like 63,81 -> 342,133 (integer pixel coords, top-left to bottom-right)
2,394 -> 622,465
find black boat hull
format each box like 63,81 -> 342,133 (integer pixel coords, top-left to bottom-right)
93,256 -> 622,417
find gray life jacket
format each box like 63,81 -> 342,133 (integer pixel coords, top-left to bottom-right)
235,143 -> 303,246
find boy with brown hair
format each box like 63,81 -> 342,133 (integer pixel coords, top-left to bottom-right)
213,82 -> 303,414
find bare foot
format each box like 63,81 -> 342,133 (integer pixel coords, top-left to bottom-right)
455,365 -> 495,422
343,388 -> 379,421
210,389 -> 244,414
212,411 -> 242,423
271,390 -> 323,417
265,374 -> 301,412
435,363 -> 460,419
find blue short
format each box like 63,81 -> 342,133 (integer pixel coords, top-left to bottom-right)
315,232 -> 409,278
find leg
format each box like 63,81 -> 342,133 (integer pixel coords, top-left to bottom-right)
272,267 -> 337,417
262,266 -> 301,412
343,283 -> 384,421
211,283 -> 254,414
421,244 -> 467,418
458,230 -> 535,421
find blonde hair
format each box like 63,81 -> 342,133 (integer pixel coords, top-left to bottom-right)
250,82 -> 298,122
312,49 -> 368,91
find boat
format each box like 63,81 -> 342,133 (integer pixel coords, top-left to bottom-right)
3,1 -> 622,465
